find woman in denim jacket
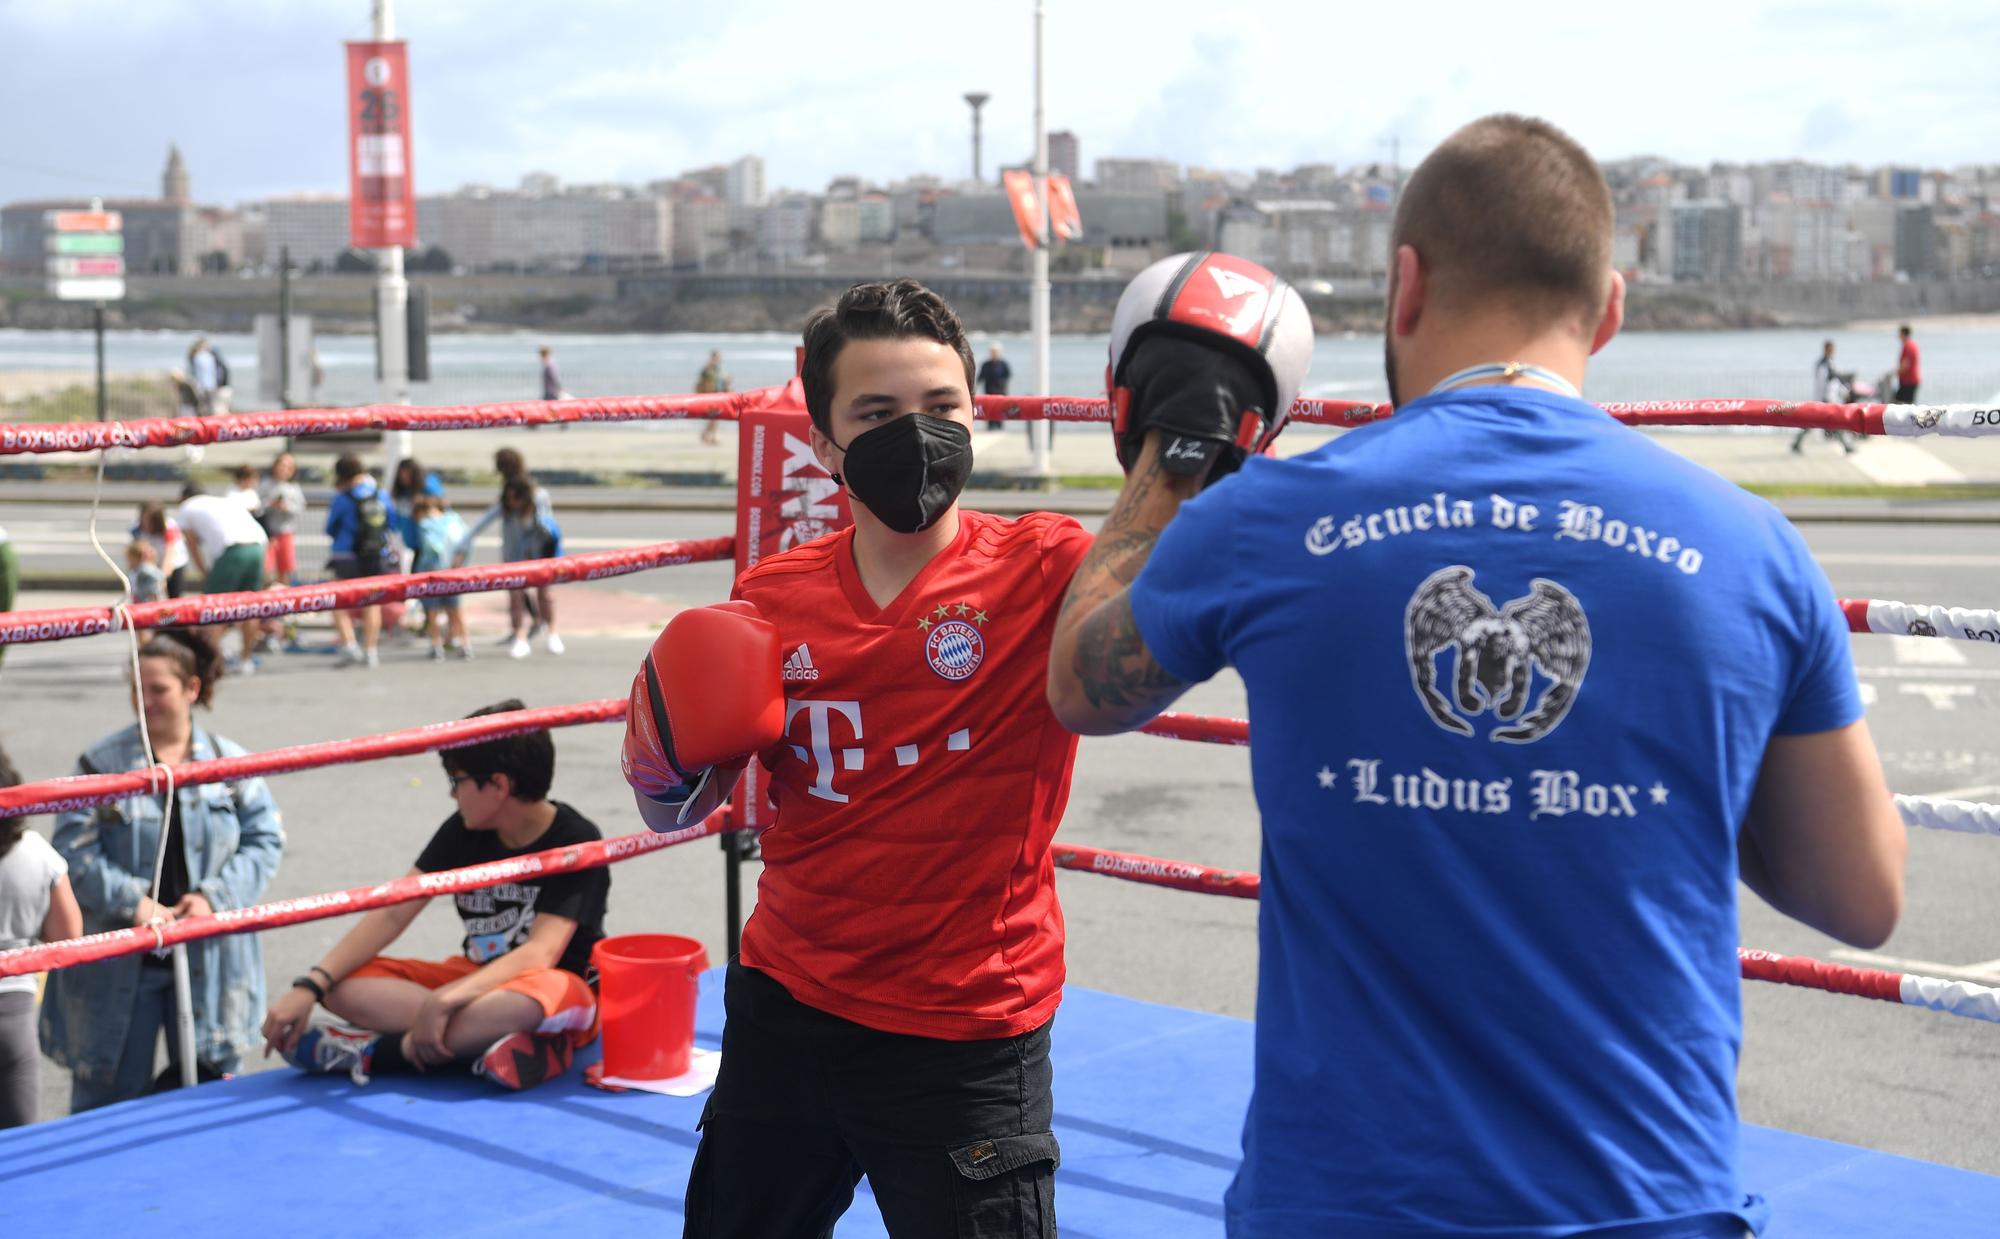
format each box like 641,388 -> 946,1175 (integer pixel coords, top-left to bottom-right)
41,630 -> 284,1111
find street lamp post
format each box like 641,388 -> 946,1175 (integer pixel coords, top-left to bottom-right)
1029,1 -> 1051,476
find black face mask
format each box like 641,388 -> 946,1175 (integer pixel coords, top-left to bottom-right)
830,414 -> 974,534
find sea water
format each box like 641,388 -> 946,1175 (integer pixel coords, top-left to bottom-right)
3,320 -> 1995,416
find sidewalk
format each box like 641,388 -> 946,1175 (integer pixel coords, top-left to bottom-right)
6,417 -> 2000,502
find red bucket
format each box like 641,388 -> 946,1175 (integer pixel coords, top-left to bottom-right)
591,933 -> 709,1081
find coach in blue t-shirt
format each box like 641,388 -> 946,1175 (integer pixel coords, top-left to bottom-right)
1050,115 -> 1906,1238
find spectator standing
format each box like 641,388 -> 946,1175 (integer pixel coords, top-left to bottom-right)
325,453 -> 388,669
456,450 -> 564,659
42,630 -> 285,1112
262,700 -> 605,1092
175,484 -> 269,672
1,743 -> 84,1128
977,341 -> 1011,433
126,541 -> 166,603
134,502 -> 191,599
389,458 -> 447,555
410,495 -> 471,660
257,453 -> 306,588
227,466 -> 262,513
187,338 -> 231,416
1895,324 -> 1921,403
696,349 -> 730,444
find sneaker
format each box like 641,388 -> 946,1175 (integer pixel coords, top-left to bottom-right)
509,637 -> 531,660
448,642 -> 474,662
493,632 -> 520,648
428,645 -> 446,661
544,633 -> 565,656
474,1032 -> 573,1091
255,635 -> 282,655
334,643 -> 364,667
364,648 -> 380,669
286,1023 -> 377,1084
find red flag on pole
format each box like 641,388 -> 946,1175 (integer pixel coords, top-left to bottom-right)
1002,169 -> 1043,251
1048,174 -> 1082,241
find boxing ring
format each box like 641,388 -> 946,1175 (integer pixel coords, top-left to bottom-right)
3,386 -> 2000,1235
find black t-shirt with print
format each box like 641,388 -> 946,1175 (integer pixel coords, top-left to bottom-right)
413,801 -> 610,979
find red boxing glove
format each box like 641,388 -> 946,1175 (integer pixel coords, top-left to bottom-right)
622,600 -> 786,829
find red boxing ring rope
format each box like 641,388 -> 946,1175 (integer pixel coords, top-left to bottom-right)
8,389 -> 2000,458
0,813 -> 733,980
1055,842 -> 2000,1025
0,698 -> 624,817
0,392 -> 756,455
0,536 -> 734,649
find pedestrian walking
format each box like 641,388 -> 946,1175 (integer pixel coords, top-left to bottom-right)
1894,324 -> 1921,403
455,449 -> 564,659
1793,339 -> 1856,454
977,342 -> 1011,434
697,350 -> 730,445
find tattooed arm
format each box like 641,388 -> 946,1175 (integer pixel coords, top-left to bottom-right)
1048,435 -> 1201,735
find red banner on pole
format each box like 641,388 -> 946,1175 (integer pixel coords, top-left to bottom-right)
345,41 -> 415,249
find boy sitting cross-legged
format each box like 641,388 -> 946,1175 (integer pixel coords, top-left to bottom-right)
261,699 -> 609,1090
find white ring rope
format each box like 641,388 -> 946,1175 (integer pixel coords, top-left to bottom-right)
83,451 -> 176,920
1853,599 -> 2000,643
1898,973 -> 2000,1023
1896,794 -> 2000,838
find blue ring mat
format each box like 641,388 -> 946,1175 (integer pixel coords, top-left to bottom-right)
4,970 -> 1995,1236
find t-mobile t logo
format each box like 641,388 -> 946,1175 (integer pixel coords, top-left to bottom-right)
786,698 -> 863,803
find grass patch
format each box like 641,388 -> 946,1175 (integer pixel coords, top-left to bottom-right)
7,378 -> 178,423
1740,482 -> 2000,501
1049,474 -> 1125,490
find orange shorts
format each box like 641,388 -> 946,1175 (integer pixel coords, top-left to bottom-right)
349,955 -> 599,1049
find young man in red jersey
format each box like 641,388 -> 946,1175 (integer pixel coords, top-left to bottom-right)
624,279 -> 1092,1237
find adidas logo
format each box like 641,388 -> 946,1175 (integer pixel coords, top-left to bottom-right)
783,644 -> 820,682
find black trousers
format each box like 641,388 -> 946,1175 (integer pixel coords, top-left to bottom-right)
1895,382 -> 1919,404
685,962 -> 1058,1238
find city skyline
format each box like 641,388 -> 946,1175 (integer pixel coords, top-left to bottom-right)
4,0 -> 1998,207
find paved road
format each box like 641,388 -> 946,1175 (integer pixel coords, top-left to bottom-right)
3,508 -> 1996,1177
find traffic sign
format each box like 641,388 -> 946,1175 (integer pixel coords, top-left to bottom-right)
44,203 -> 124,302
50,233 -> 122,255
47,210 -> 122,233
46,256 -> 125,278
51,278 -> 126,301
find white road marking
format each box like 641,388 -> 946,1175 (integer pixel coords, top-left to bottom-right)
1815,552 -> 2000,567
1929,783 -> 2000,801
1848,441 -> 1968,486
1898,683 -> 1975,710
1887,634 -> 1969,666
1855,665 -> 2000,681
1829,949 -> 2000,987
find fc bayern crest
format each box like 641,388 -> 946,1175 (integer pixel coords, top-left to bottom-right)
925,620 -> 985,681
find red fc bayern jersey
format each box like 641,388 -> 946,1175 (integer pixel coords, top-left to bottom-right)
732,509 -> 1092,1040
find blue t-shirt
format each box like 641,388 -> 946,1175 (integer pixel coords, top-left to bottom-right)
1129,386 -> 1859,1238
324,477 -> 379,557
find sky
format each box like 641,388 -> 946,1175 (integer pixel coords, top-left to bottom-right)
2,0 -> 1996,206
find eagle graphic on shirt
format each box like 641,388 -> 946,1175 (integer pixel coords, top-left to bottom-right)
1404,566 -> 1591,744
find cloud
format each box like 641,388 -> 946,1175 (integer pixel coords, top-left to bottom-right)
1,0 -> 1997,208
1800,102 -> 1859,154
